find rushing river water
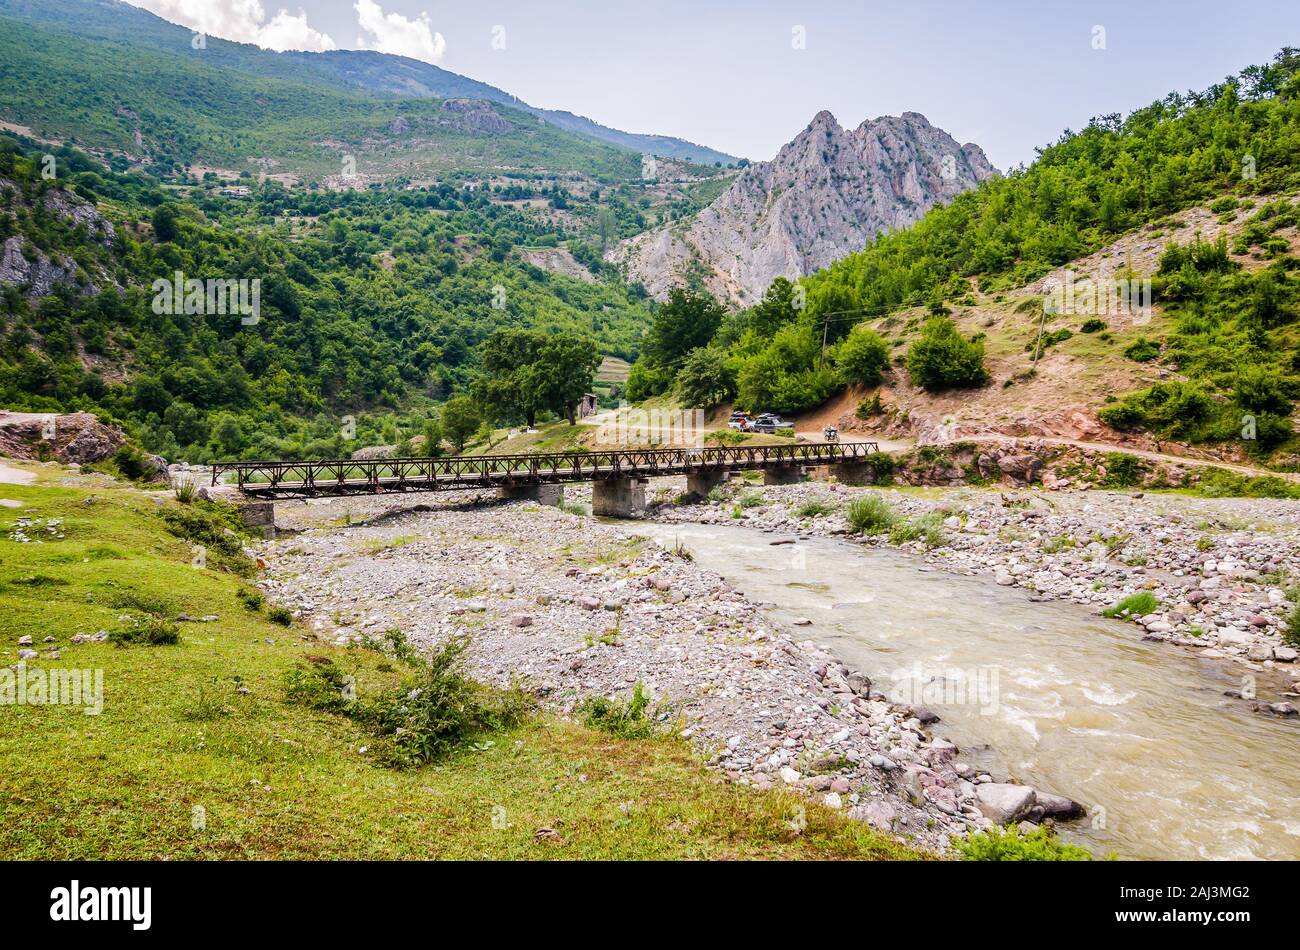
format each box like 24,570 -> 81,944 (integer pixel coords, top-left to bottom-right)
627,521 -> 1300,860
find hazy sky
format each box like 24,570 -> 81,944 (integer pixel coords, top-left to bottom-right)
127,1 -> 1300,169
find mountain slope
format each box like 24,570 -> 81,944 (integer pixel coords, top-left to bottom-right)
0,0 -> 738,169
610,110 -> 996,304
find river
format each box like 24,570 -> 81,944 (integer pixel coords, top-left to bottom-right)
627,520 -> 1300,860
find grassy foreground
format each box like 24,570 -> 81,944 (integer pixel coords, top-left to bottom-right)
0,468 -> 928,860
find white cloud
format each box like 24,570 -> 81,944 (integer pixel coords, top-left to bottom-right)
125,0 -> 337,53
354,0 -> 445,63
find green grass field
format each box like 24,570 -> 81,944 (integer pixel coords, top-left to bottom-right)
0,467 -> 928,860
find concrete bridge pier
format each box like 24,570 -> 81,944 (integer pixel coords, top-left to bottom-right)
237,500 -> 276,539
829,462 -> 873,486
763,465 -> 806,486
498,483 -> 564,506
684,469 -> 728,500
592,476 -> 648,518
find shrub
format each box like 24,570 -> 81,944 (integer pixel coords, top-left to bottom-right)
1284,607 -> 1300,647
111,614 -> 180,646
1102,591 -> 1160,618
905,317 -> 989,391
173,480 -> 198,504
738,490 -> 764,509
158,501 -> 255,575
108,589 -> 178,617
111,444 -> 152,481
1079,318 -> 1107,333
888,512 -> 946,549
856,392 -> 884,418
267,606 -> 293,626
237,587 -> 264,611
846,495 -> 895,534
1100,453 -> 1142,488
1123,337 -> 1161,362
578,681 -> 671,740
835,325 -> 890,387
284,636 -> 535,768
796,499 -> 837,518
1191,469 -> 1300,499
956,825 -> 1095,861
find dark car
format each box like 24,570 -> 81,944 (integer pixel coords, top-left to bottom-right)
751,414 -> 794,434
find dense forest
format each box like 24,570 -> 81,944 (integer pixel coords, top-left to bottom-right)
0,133 -> 656,461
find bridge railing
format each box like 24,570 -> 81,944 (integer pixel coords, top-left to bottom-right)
211,440 -> 879,492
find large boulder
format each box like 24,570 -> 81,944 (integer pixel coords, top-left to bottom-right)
1034,791 -> 1086,820
0,411 -> 124,464
975,783 -> 1037,824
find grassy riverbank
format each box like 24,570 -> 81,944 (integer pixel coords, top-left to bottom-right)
0,467 -> 927,860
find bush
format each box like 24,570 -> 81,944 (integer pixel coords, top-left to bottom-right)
1102,591 -> 1160,618
835,325 -> 890,387
1123,337 -> 1161,362
1286,607 -> 1300,647
905,317 -> 989,391
284,636 -> 536,768
1100,453 -> 1142,488
1191,469 -> 1300,499
111,614 -> 180,646
111,444 -> 152,481
1079,318 -> 1107,333
578,681 -> 672,740
888,512 -> 946,548
1098,381 -> 1216,439
956,825 -> 1095,861
173,480 -> 197,504
796,499 -> 837,518
267,606 -> 293,626
158,501 -> 255,575
237,587 -> 264,611
856,392 -> 884,418
846,495 -> 895,534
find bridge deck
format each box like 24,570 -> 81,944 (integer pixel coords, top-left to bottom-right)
212,441 -> 879,498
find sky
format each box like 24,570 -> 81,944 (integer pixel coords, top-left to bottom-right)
124,0 -> 1300,169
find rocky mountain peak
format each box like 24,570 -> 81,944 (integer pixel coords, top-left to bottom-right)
610,110 -> 997,305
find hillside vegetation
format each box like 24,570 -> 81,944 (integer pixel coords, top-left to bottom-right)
629,50 -> 1300,466
0,133 -> 656,461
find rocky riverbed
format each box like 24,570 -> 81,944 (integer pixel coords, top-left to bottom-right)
644,477 -> 1300,714
256,491 -> 1084,854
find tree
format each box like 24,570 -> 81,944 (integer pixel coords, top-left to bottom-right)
834,325 -> 890,387
422,412 -> 444,457
441,396 -> 481,453
151,203 -> 180,243
905,317 -> 989,391
751,278 -> 801,339
675,346 -> 735,408
624,360 -> 674,402
533,336 -> 601,424
641,287 -> 726,369
474,328 -> 547,426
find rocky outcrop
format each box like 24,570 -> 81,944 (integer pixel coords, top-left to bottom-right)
0,178 -> 115,300
441,99 -> 512,134
0,411 -> 124,464
41,189 -> 116,247
610,110 -> 996,305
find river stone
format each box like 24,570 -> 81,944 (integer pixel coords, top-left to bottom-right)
847,671 -> 871,696
1274,646 -> 1298,662
1034,791 -> 1085,820
975,783 -> 1037,824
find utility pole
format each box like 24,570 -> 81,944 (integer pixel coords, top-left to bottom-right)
1032,299 -> 1054,364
